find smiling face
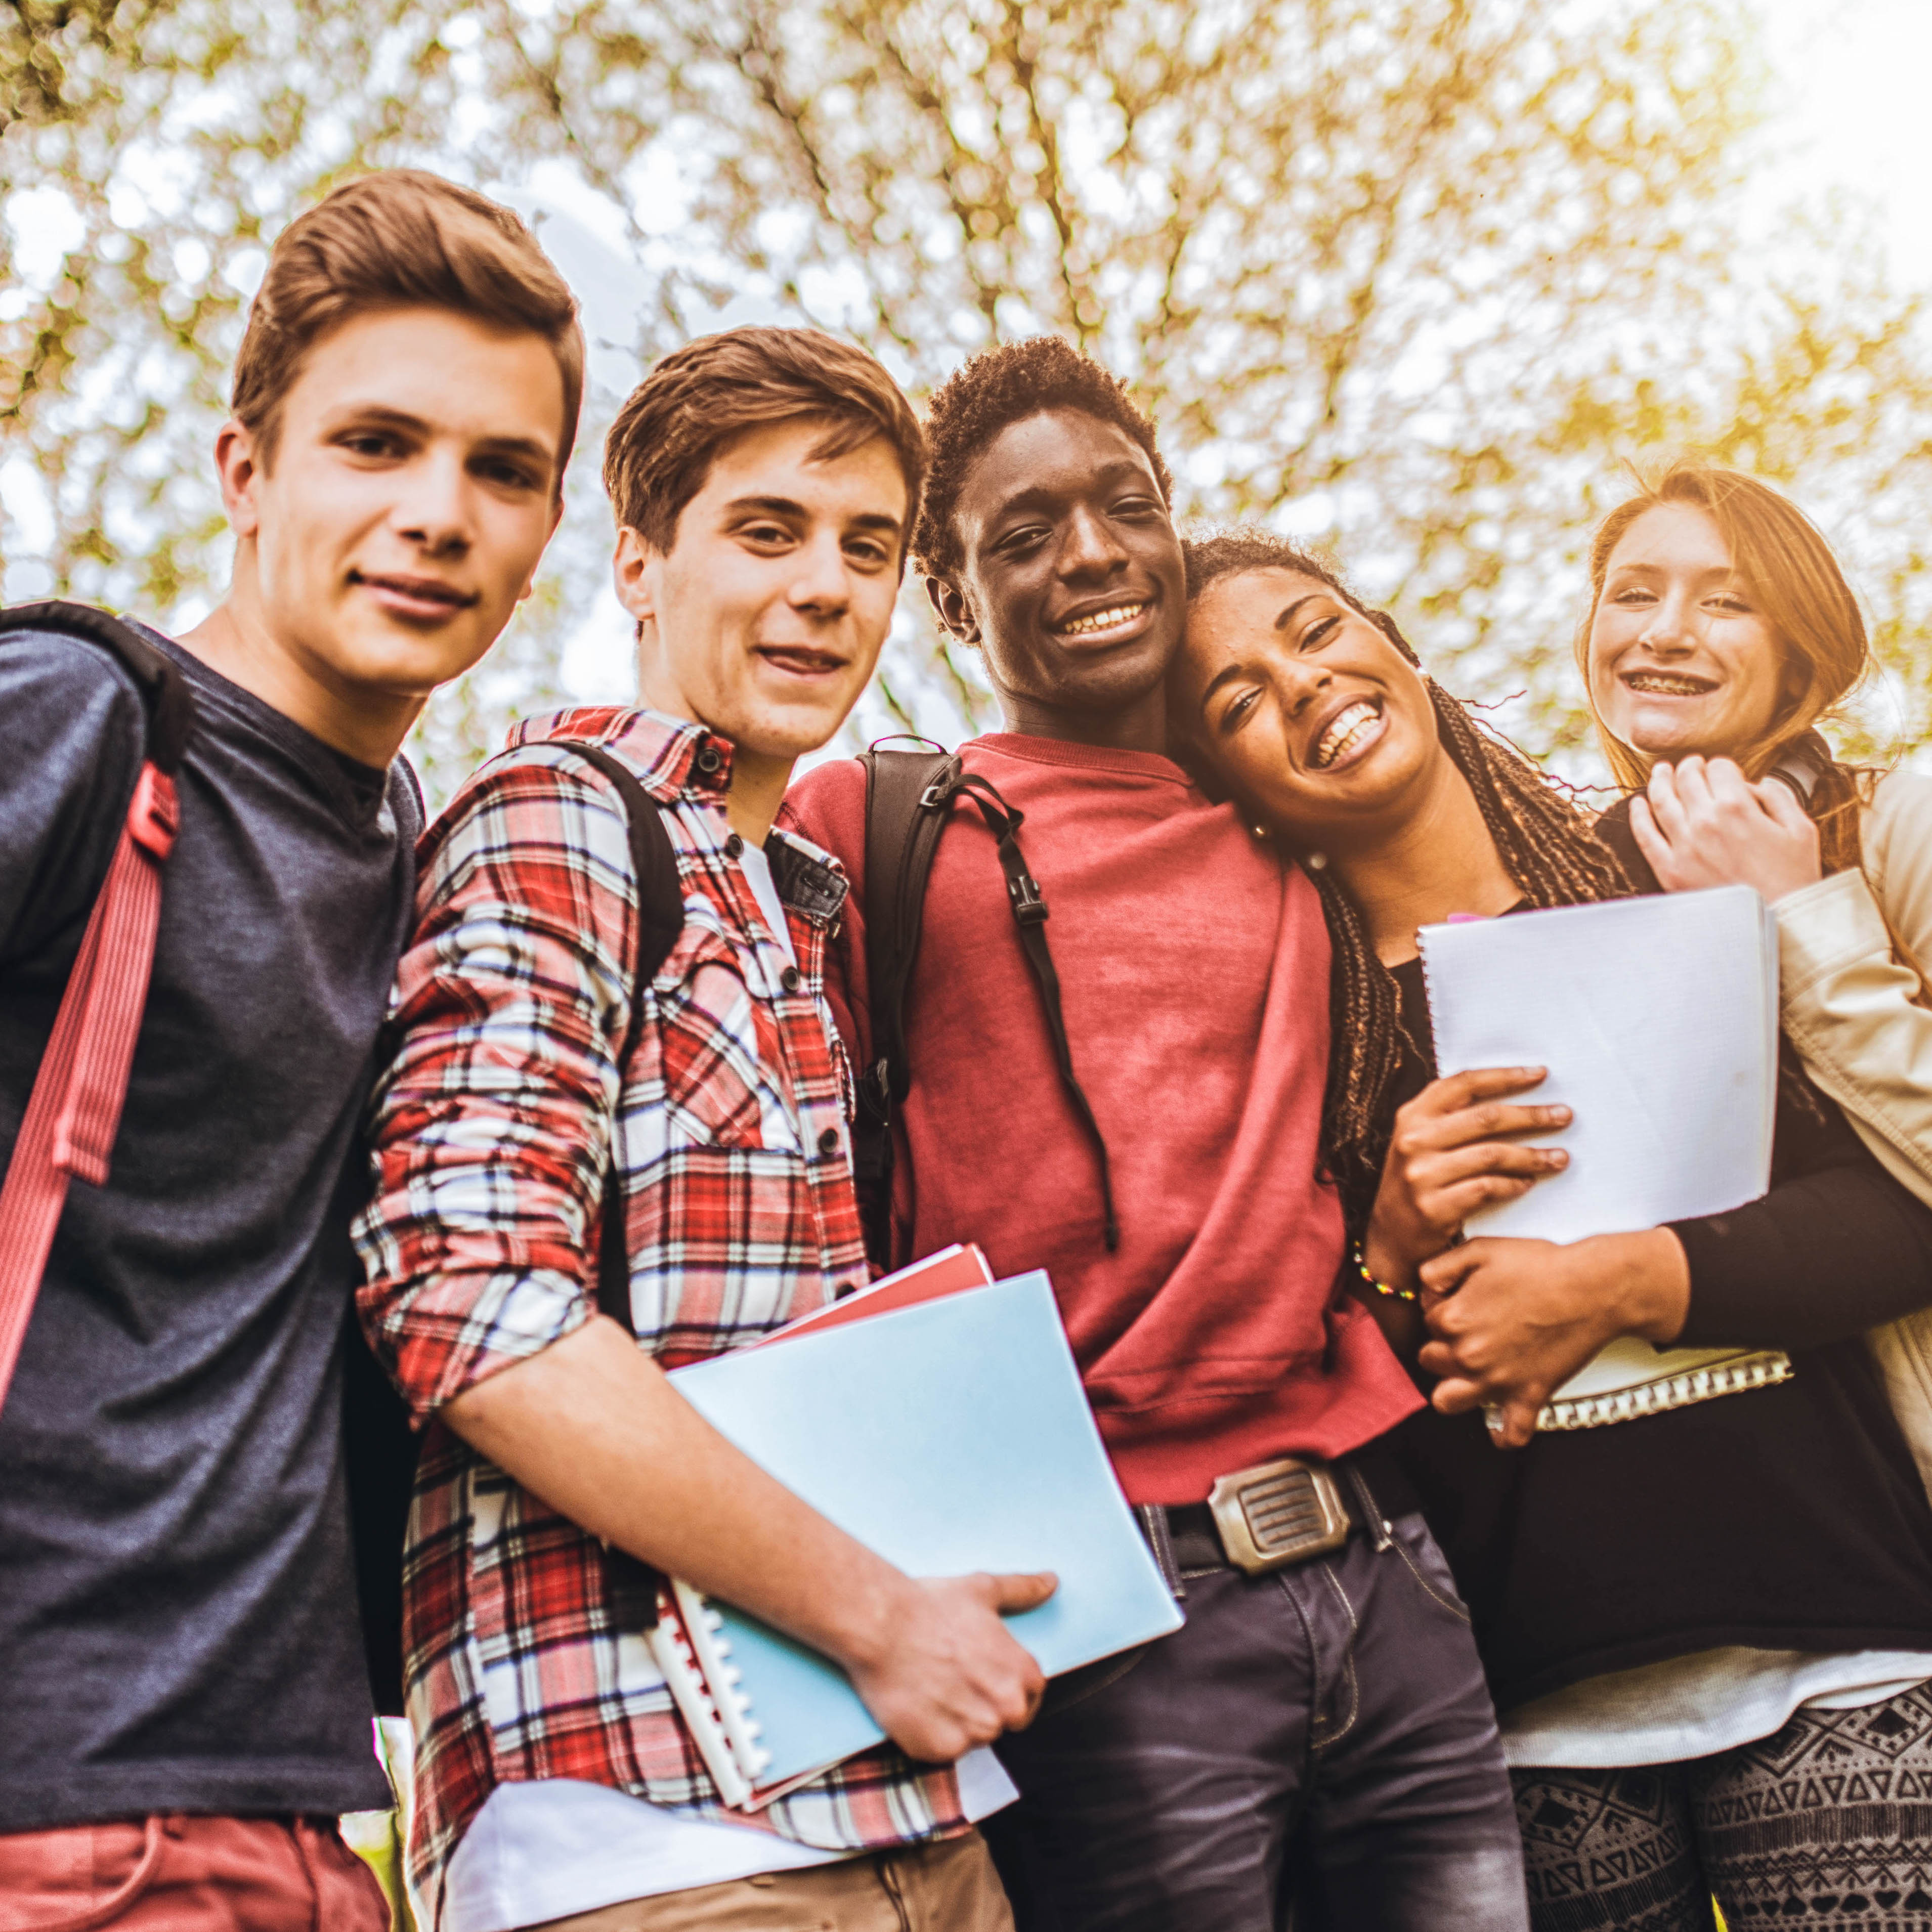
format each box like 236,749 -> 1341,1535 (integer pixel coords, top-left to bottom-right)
1174,567 -> 1443,846
618,415 -> 908,767
1587,502 -> 1791,765
929,408 -> 1184,738
222,303 -> 567,756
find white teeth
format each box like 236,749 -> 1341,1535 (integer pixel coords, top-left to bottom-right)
1059,603 -> 1147,636
1312,701 -> 1380,769
1626,673 -> 1713,696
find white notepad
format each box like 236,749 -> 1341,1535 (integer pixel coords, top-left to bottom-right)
1418,887 -> 1779,1241
1418,887 -> 1790,1428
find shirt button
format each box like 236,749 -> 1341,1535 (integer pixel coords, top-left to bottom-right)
780,966 -> 801,993
818,1128 -> 841,1156
724,832 -> 743,858
695,746 -> 723,776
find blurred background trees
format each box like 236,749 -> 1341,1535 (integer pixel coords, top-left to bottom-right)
5,0 -> 1928,800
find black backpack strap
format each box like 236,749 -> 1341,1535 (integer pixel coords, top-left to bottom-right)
2,599 -> 195,772
1768,729 -> 1835,806
856,747 -> 1120,1264
853,747 -> 960,1264
533,742 -> 685,1333
532,740 -> 686,1639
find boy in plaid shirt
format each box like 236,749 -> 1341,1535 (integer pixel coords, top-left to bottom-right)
355,328 -> 1046,1931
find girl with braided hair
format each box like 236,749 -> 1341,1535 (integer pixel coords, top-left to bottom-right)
1172,528 -> 1932,1931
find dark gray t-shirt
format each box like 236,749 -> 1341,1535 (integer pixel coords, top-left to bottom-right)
0,620 -> 414,1829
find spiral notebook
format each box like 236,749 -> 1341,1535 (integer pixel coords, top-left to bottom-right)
1417,887 -> 1790,1428
650,1269 -> 1183,1808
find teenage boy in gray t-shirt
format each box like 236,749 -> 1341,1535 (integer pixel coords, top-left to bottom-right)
0,170 -> 579,1929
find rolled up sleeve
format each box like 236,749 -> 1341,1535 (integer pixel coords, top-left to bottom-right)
353,757 -> 639,1422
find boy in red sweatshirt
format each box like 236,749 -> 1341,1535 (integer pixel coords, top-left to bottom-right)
781,338 -> 1529,1931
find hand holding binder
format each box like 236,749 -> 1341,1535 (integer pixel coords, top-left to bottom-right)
652,1268 -> 1183,1808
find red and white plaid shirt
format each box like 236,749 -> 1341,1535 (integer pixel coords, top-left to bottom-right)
353,708 -> 969,1920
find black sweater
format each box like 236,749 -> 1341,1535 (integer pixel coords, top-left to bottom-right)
1389,812 -> 1932,1712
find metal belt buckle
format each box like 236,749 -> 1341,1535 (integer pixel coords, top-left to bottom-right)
1207,1456 -> 1351,1575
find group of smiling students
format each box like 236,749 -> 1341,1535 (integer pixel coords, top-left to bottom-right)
7,168 -> 1932,1932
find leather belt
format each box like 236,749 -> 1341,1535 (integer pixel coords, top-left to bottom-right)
1138,1445 -> 1415,1583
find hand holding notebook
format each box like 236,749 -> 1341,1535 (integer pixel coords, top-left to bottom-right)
651,1264 -> 1182,1808
1418,886 -> 1779,1242
1417,887 -> 1790,1429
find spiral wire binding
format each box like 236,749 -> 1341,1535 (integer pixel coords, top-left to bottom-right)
1538,1350 -> 1793,1431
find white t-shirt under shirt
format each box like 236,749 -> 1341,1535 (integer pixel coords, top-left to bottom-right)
738,837 -> 794,969
443,837 -> 1015,1932
443,1750 -> 1017,1931
1502,1648 -> 1932,1769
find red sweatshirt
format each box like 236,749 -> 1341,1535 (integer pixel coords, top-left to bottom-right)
780,735 -> 1420,1504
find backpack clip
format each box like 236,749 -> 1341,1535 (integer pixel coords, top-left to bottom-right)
1006,869 -> 1049,925
128,764 -> 181,861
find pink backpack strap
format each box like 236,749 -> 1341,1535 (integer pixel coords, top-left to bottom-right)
0,603 -> 193,1411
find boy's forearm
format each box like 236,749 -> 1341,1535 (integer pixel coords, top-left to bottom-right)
439,1313 -> 911,1672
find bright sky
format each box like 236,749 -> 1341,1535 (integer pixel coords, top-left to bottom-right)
1751,0 -> 1932,293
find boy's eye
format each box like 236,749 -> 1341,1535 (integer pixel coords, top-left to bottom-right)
479,459 -> 539,491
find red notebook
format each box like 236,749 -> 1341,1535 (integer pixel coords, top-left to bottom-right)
752,1243 -> 995,1350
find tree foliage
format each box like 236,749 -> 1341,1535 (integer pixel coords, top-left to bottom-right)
4,0 -> 1928,801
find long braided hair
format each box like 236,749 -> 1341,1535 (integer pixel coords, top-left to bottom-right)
1180,531 -> 1630,1238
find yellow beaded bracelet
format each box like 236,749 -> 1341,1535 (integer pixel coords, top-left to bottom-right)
1352,1245 -> 1420,1304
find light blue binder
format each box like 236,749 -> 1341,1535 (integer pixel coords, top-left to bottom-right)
666,1270 -> 1184,1791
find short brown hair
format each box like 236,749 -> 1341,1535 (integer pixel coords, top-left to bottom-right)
232,170 -> 584,481
602,327 -> 926,556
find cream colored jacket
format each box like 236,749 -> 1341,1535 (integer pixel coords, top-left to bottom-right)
1774,767 -> 1932,1496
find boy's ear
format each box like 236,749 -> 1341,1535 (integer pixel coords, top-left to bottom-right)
925,572 -> 981,648
212,418 -> 265,541
613,526 -> 661,627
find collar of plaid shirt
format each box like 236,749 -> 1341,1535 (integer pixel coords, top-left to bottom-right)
354,706 -> 973,1923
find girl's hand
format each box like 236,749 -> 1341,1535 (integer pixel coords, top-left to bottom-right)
1418,1228 -> 1691,1448
1632,755 -> 1822,902
1362,1067 -> 1571,1292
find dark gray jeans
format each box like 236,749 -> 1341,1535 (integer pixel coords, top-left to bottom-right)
984,1507 -> 1529,1931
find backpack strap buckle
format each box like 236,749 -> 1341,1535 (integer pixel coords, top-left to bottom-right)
1006,869 -> 1048,925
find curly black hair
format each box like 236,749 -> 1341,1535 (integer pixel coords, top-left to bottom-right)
912,336 -> 1174,580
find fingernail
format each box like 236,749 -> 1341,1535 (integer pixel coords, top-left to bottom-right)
1549,1107 -> 1572,1124
1547,1150 -> 1568,1168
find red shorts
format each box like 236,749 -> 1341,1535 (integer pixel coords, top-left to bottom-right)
0,1814 -> 389,1931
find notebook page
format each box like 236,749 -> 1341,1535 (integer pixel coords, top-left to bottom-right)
1418,887 -> 1775,1242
